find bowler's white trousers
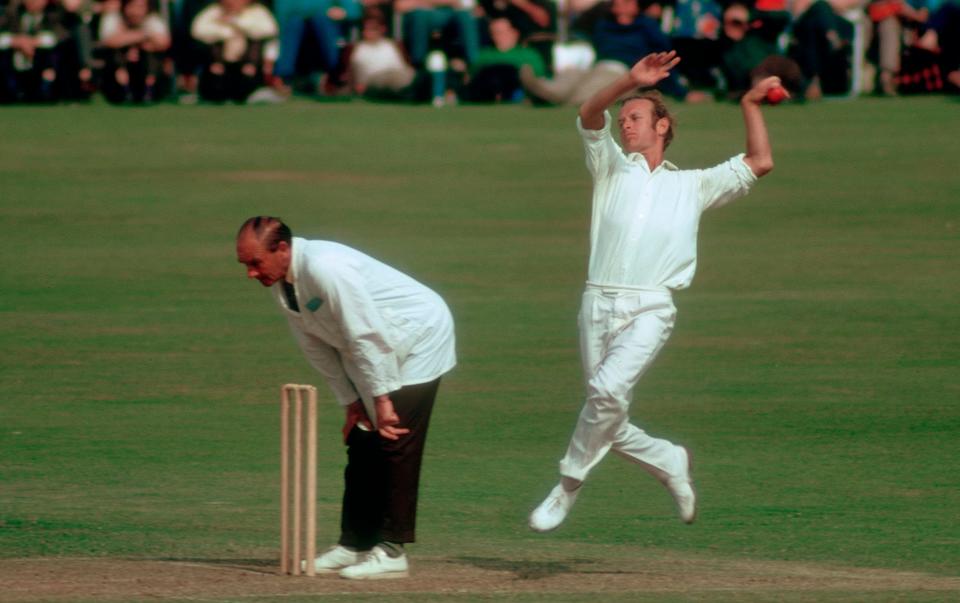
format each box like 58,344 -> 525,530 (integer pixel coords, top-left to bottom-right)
559,282 -> 686,482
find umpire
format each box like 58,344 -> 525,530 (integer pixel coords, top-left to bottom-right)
236,216 -> 456,580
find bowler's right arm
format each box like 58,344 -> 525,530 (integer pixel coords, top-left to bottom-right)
579,51 -> 681,130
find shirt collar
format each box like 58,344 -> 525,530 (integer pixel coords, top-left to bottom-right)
625,153 -> 680,173
285,237 -> 302,285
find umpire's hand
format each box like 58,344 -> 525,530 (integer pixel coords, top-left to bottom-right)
343,400 -> 373,443
374,395 -> 410,441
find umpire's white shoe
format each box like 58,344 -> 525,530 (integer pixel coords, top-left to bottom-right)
665,446 -> 697,524
529,483 -> 581,532
302,545 -> 362,574
339,546 -> 409,580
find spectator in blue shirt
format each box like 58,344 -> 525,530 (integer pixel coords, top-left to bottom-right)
520,0 -> 705,104
273,0 -> 361,94
396,0 -> 479,68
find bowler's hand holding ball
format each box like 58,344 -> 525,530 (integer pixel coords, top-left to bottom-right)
765,85 -> 789,105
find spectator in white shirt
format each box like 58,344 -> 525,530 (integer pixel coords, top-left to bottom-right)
190,0 -> 278,102
236,216 -> 456,580
343,8 -> 417,99
0,0 -> 71,102
98,0 -> 171,103
529,51 -> 782,533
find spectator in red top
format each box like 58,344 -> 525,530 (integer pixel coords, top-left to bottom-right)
867,0 -> 928,94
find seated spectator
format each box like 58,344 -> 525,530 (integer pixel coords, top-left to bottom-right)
272,0 -> 361,95
170,0 -> 216,101
190,0 -> 279,102
0,0 -> 72,102
465,16 -> 545,101
97,0 -> 171,103
395,0 -> 479,68
717,0 -> 793,98
671,0 -> 722,39
342,8 -> 420,99
748,53 -> 804,96
913,1 -> 959,92
669,0 -> 723,90
520,0 -> 702,105
787,0 -> 861,99
60,0 -> 97,98
478,0 -> 553,70
478,0 -> 552,41
867,0 -> 928,94
567,0 -> 612,40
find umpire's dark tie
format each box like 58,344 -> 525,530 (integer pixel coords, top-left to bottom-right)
282,280 -> 299,313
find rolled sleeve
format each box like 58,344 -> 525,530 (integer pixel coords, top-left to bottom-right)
289,324 -> 359,406
577,111 -> 623,180
698,153 -> 758,211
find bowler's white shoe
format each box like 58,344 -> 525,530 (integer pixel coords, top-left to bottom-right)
665,446 -> 697,524
339,546 -> 409,580
529,483 -> 580,532
303,545 -> 362,574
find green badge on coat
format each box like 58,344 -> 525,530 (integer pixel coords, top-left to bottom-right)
306,297 -> 323,312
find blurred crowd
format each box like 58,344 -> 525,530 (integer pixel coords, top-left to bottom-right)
1,0 -> 957,104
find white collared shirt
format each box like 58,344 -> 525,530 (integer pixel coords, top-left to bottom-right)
578,111 -> 758,290
190,3 -> 279,62
274,238 -> 456,411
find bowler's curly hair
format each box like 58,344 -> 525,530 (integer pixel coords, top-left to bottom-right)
620,90 -> 675,150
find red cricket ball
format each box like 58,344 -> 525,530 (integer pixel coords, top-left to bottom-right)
765,85 -> 788,105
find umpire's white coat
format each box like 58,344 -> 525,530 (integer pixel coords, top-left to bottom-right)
274,238 -> 456,418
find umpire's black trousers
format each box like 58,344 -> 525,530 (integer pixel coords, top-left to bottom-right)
338,378 -> 440,550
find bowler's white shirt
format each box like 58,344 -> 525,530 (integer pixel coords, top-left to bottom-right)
275,238 -> 456,410
578,111 -> 757,290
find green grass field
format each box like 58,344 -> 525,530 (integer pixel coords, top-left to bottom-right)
2,96 -> 959,601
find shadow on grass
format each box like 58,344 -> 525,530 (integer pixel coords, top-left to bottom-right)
447,556 -> 625,580
147,557 -> 279,575
149,555 -> 652,581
